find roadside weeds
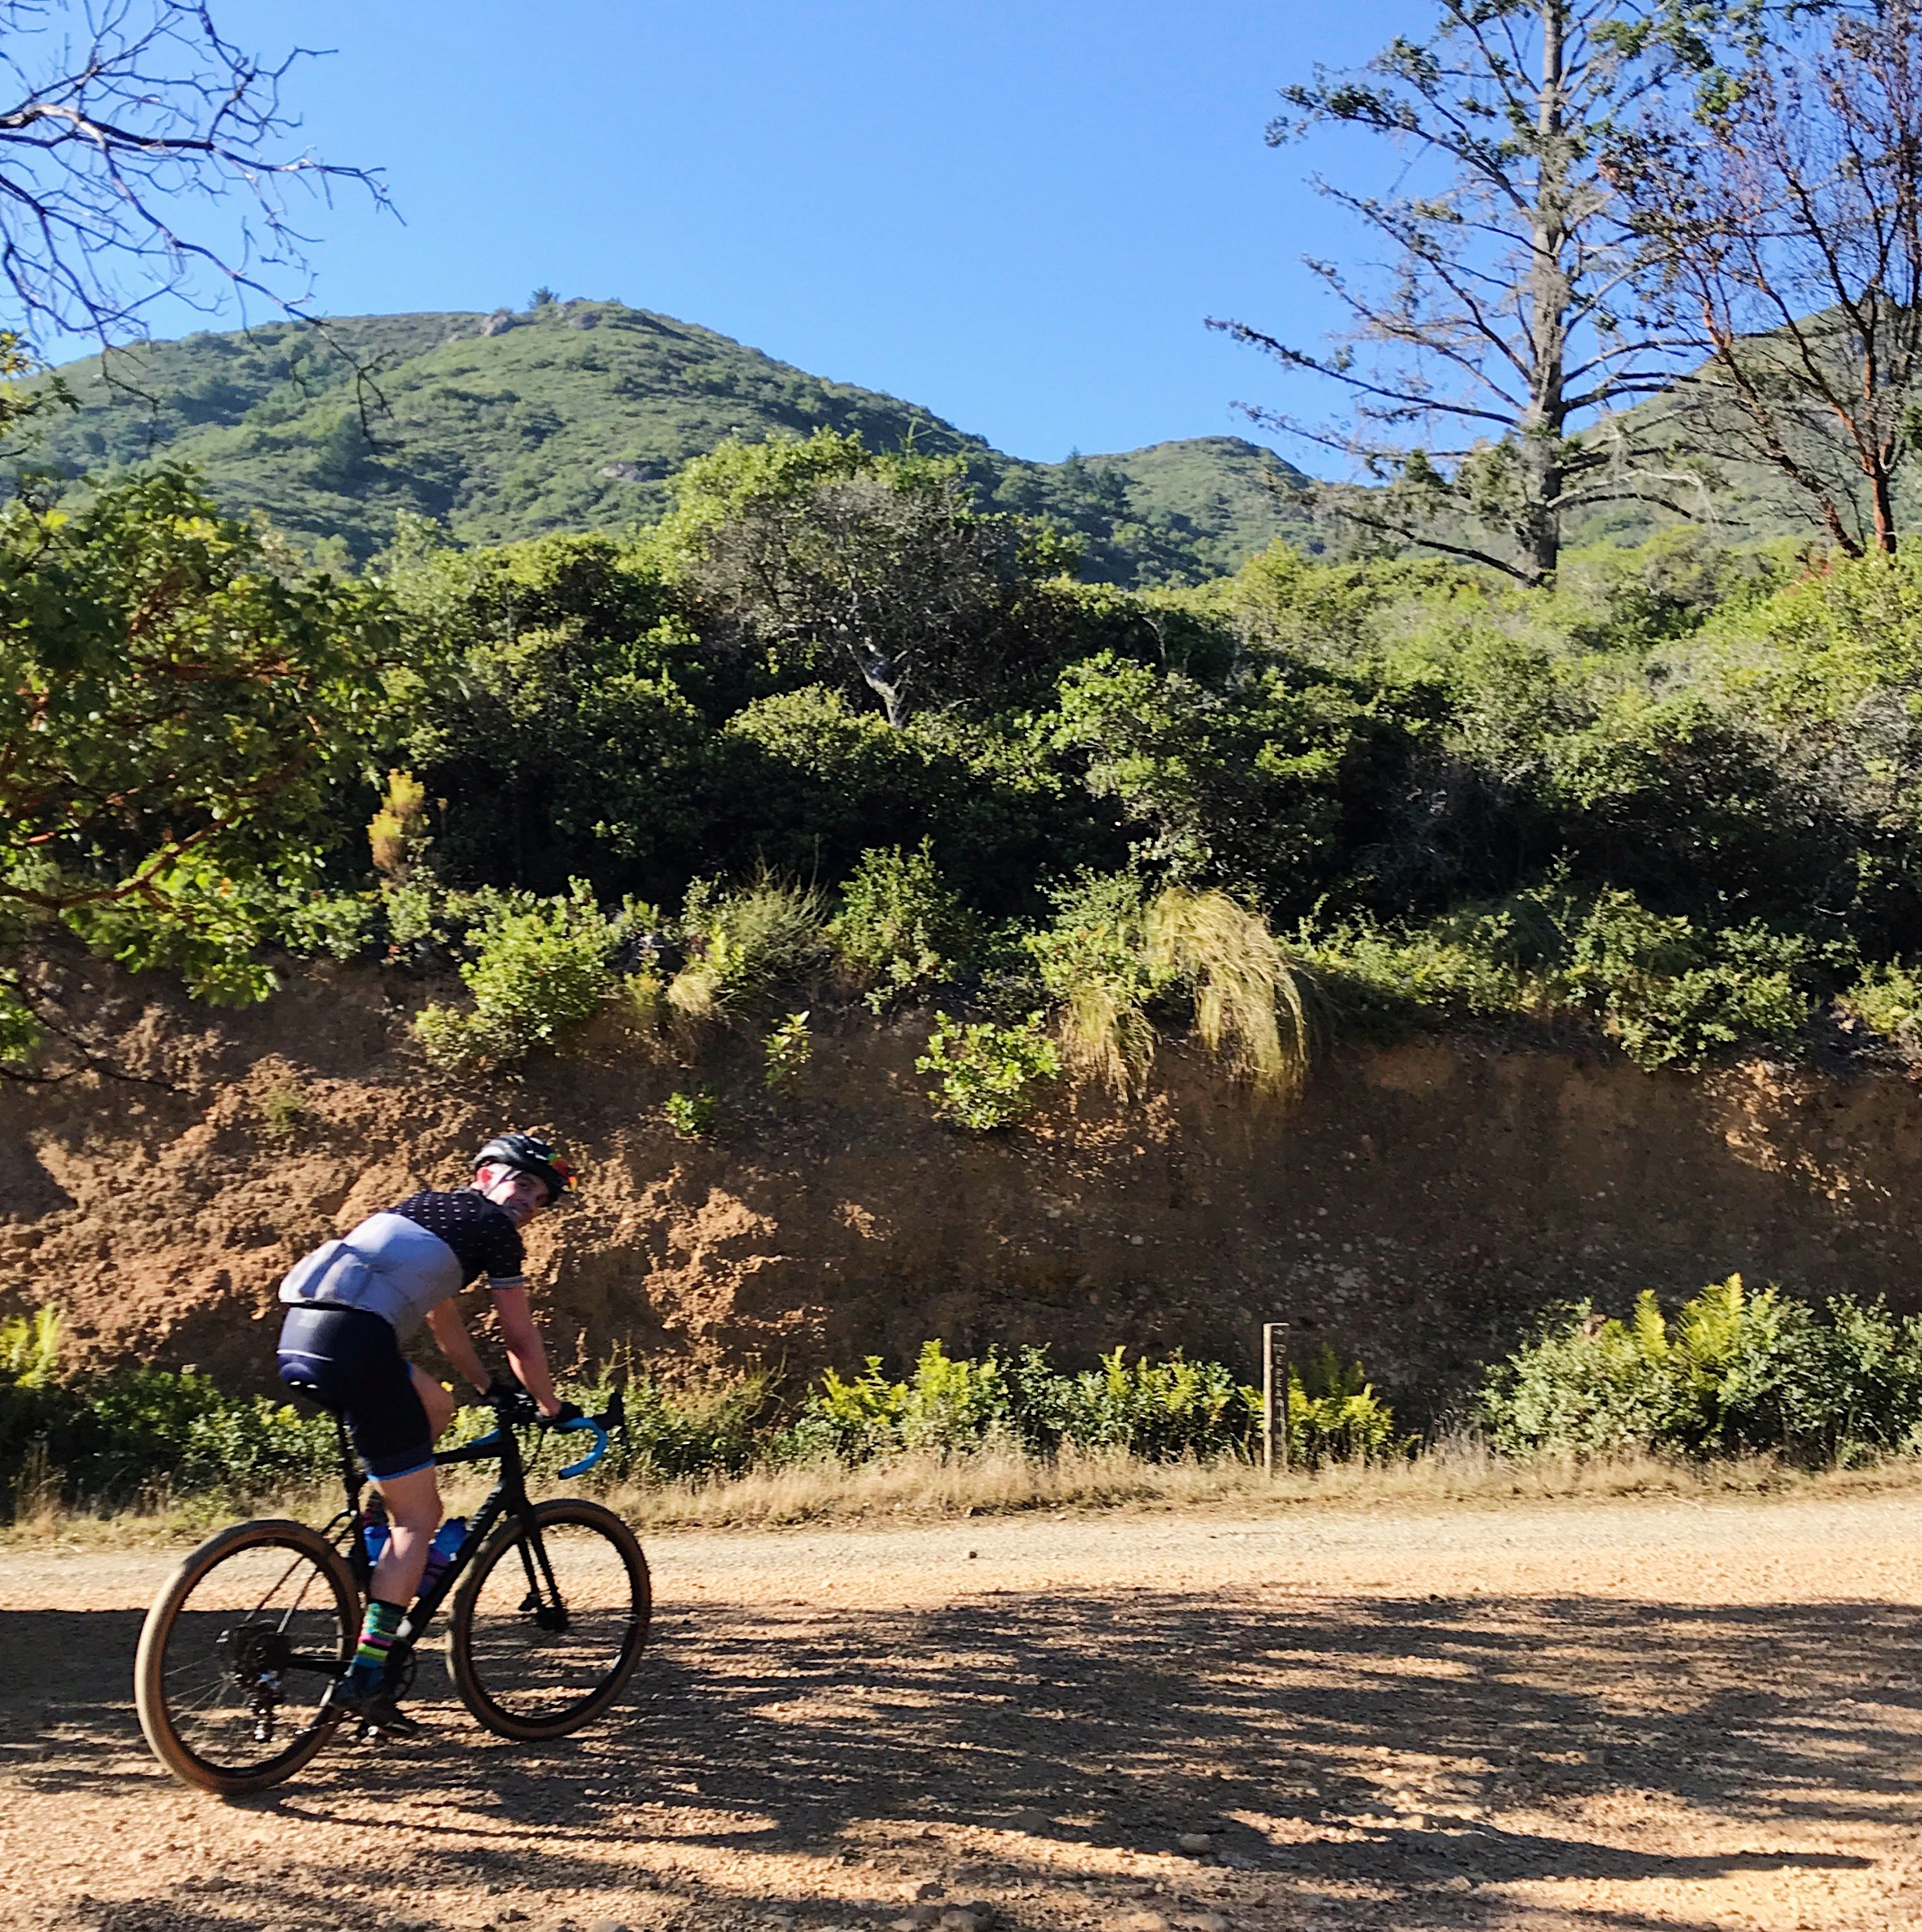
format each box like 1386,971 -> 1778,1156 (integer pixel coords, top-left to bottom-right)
8,1436 -> 1922,1550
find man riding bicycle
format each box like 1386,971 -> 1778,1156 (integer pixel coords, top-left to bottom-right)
275,1130 -> 581,1735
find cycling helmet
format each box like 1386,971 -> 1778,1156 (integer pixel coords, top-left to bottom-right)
473,1131 -> 577,1205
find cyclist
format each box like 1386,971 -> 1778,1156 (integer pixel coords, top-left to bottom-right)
274,1131 -> 582,1735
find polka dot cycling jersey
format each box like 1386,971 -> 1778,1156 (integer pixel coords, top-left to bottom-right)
389,1188 -> 527,1290
277,1187 -> 527,1341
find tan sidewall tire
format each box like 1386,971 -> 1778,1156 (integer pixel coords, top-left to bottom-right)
134,1517 -> 358,1794
448,1498 -> 651,1741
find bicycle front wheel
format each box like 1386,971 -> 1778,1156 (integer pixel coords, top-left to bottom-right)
447,1498 -> 650,1740
134,1519 -> 358,1794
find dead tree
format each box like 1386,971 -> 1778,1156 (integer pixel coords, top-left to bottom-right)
1621,2 -> 1922,556
1215,2 -> 1740,584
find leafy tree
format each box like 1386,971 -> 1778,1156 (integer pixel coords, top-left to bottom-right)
1051,650 -> 1416,913
654,429 -> 1060,725
0,1 -> 385,345
0,468 -> 398,1055
383,528 -> 713,895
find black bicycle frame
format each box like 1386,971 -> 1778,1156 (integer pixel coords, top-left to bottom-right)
317,1406 -> 552,1671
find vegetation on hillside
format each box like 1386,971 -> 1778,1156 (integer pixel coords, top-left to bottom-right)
6,303 -> 1315,585
18,1269 -> 1922,1520
1477,1275 -> 1922,1464
0,1308 -> 1395,1516
11,441 -> 1922,1085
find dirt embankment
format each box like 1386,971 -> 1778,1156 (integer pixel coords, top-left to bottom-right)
2,959 -> 1919,1413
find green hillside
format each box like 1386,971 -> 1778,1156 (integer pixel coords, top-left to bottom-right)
9,301 -> 1314,585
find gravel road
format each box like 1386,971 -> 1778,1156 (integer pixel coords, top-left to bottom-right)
6,1492 -> 1922,1932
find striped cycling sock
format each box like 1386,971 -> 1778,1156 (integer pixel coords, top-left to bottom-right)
347,1598 -> 406,1691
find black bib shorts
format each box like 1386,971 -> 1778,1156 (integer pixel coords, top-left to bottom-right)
277,1303 -> 434,1481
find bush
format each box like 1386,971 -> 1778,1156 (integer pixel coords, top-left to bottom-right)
667,875 -> 828,1022
1056,1348 -> 1255,1461
0,1312 -> 339,1515
0,1308 -> 1399,1506
416,880 -> 620,1068
779,1339 -> 1281,1464
764,1010 -> 812,1093
1477,1275 -> 1922,1464
1566,894 -> 1814,1070
1839,960 -> 1922,1056
663,1087 -> 719,1138
1024,873 -> 1166,1095
578,1366 -> 773,1481
830,840 -> 973,1009
1286,1345 -> 1406,1466
916,1010 -> 1060,1130
1302,884 -> 1821,1070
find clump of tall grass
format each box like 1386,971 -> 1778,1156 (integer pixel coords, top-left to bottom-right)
1026,874 -> 1310,1099
1147,885 -> 1309,1099
667,873 -> 829,1023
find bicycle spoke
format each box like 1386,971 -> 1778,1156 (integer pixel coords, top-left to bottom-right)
453,1506 -> 646,1735
142,1532 -> 353,1785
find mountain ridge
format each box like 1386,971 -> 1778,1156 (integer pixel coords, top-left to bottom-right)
9,301 -> 1318,586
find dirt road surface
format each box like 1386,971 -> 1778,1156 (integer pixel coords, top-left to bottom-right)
6,1493 -> 1922,1932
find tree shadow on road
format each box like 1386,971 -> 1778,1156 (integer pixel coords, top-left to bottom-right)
6,1583 -> 1911,1931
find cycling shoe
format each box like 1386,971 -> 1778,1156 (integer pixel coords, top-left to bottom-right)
320,1676 -> 421,1739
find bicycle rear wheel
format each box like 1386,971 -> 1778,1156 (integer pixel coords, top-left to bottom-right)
134,1519 -> 357,1794
447,1498 -> 650,1740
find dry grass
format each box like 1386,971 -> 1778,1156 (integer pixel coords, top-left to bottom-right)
13,1438 -> 1922,1551
1056,977 -> 1159,1097
1145,887 -> 1310,1099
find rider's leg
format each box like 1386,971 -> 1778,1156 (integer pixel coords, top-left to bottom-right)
368,1462 -> 442,1608
410,1365 -> 458,1442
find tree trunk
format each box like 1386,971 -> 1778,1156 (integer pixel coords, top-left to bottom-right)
1521,0 -> 1573,584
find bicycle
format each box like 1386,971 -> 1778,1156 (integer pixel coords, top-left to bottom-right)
133,1382 -> 650,1794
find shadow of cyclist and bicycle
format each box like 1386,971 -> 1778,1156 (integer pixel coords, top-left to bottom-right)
6,1578 -> 1911,1930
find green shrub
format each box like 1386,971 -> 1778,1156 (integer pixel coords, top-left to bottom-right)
1302,886 -> 1819,1071
916,1010 -> 1060,1130
1839,961 -> 1922,1054
1056,1347 -> 1256,1461
764,1010 -> 812,1093
0,1312 -> 341,1514
1477,1275 -> 1922,1464
416,880 -> 620,1069
1024,873 -> 1166,1095
663,1087 -> 720,1138
574,1366 -> 773,1482
668,875 -> 828,1022
779,1339 -> 1281,1465
1286,1345 -> 1406,1466
1566,894 -> 1814,1070
830,840 -> 973,1010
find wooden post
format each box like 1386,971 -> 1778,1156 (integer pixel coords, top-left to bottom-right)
1262,1321 -> 1289,1477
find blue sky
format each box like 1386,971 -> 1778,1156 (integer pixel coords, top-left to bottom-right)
105,2 -> 1437,468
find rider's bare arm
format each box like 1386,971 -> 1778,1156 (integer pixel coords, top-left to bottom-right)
492,1286 -> 562,1416
425,1299 -> 491,1397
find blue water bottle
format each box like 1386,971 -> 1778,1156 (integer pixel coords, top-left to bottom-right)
418,1516 -> 467,1597
362,1509 -> 391,1569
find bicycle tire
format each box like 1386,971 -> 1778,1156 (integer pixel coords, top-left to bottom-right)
134,1518 -> 358,1794
447,1498 -> 650,1741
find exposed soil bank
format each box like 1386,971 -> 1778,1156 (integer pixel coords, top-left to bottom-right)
2,960 -> 1918,1417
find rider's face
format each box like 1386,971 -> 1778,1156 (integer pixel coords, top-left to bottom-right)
474,1165 -> 552,1227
